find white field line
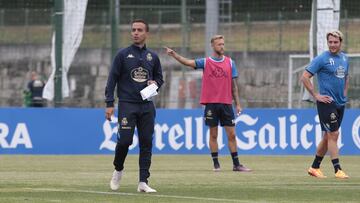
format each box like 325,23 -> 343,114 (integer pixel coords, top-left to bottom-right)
27,187 -> 249,203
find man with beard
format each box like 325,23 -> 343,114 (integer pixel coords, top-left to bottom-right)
165,35 -> 252,173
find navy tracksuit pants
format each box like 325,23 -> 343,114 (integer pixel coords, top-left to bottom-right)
113,101 -> 155,183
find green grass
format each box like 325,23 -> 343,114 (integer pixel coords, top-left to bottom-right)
0,155 -> 359,203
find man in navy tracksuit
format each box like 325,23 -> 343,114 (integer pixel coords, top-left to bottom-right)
105,19 -> 163,193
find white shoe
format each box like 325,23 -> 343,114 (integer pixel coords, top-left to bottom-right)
137,182 -> 157,193
110,170 -> 123,191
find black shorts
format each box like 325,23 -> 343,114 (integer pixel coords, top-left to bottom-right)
316,101 -> 345,132
204,103 -> 235,127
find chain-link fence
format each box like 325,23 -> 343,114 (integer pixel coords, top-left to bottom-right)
0,0 -> 360,108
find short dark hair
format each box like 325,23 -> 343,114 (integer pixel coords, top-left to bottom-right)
131,19 -> 149,32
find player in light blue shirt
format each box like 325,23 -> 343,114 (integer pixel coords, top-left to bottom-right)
306,50 -> 349,106
301,30 -> 350,179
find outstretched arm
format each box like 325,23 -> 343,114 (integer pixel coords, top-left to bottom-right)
164,46 -> 196,69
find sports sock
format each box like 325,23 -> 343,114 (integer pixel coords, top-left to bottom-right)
231,152 -> 240,167
211,152 -> 220,167
311,155 -> 323,169
331,158 -> 342,173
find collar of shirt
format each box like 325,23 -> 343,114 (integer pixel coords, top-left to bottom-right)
210,56 -> 225,61
131,44 -> 147,51
327,50 -> 343,57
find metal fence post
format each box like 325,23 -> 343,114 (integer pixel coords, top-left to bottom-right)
54,0 -> 64,106
110,0 -> 119,65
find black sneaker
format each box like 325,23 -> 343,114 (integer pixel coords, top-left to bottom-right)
213,164 -> 221,172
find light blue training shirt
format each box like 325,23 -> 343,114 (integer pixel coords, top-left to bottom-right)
306,50 -> 349,106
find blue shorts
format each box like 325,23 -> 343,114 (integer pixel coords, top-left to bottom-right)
204,103 -> 235,127
316,101 -> 345,132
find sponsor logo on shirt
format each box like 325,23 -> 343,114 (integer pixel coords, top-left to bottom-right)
210,67 -> 228,78
329,58 -> 335,66
146,53 -> 153,61
127,54 -> 135,58
335,66 -> 345,78
131,67 -> 149,82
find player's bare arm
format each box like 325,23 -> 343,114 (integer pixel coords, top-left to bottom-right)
231,78 -> 242,115
300,71 -> 332,103
164,46 -> 196,68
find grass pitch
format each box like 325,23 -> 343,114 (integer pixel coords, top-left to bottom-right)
0,155 -> 359,203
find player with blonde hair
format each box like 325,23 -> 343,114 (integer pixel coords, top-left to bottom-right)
165,35 -> 251,172
301,30 -> 349,179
